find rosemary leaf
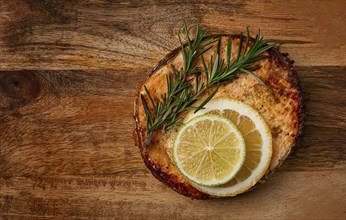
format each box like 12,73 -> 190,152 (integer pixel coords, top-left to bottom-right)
227,35 -> 232,65
194,84 -> 220,113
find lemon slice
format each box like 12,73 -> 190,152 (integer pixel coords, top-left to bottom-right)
187,98 -> 272,196
173,114 -> 246,187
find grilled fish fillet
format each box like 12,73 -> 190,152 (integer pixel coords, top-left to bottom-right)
134,35 -> 303,199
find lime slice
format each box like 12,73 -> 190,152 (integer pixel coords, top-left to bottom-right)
187,98 -> 272,196
173,114 -> 246,187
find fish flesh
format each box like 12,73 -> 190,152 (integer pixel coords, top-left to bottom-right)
134,35 -> 304,199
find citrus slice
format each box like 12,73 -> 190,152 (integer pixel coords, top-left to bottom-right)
187,98 -> 272,196
173,114 -> 246,187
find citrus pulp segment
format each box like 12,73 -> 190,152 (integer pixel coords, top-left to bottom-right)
173,114 -> 246,187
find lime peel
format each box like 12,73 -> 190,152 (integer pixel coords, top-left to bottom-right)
173,114 -> 246,187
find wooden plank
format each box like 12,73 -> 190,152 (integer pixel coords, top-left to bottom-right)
1,171 -> 345,219
0,0 -> 345,71
0,67 -> 345,180
0,71 -> 146,178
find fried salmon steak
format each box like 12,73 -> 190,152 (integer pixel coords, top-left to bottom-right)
134,35 -> 303,199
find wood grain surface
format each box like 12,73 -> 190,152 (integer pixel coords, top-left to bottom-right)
0,0 -> 345,219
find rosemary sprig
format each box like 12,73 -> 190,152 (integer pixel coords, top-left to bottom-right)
141,23 -> 275,146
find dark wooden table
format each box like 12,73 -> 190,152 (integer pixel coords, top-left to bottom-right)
0,1 -> 345,219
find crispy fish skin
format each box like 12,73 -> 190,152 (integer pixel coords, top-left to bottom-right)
134,35 -> 304,199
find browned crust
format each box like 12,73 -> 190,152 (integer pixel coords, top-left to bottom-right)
264,48 -> 304,175
133,35 -> 304,199
134,82 -> 210,199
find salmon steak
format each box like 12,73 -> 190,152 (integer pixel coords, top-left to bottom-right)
133,32 -> 303,199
